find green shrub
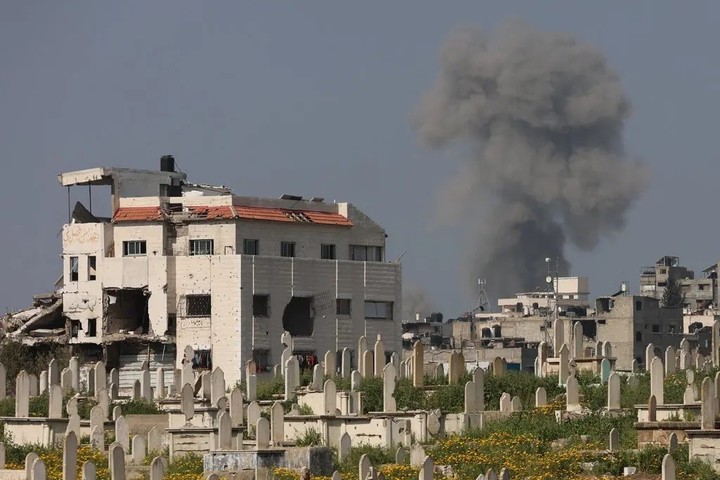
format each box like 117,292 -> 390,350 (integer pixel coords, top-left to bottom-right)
295,427 -> 323,446
257,375 -> 284,401
117,399 -> 162,415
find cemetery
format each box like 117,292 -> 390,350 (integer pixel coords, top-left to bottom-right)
1,328 -> 720,479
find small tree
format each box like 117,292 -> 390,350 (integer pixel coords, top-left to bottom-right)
662,277 -> 684,308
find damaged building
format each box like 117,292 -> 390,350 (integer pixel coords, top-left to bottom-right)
8,156 -> 401,387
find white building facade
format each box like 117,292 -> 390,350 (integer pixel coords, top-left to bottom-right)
59,159 -> 402,386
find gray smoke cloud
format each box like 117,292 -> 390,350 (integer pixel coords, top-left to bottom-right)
414,22 -> 650,298
403,286 -> 437,321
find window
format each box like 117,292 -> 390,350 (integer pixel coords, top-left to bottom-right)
123,240 -> 147,256
635,300 -> 642,311
336,299 -> 351,315
364,301 -> 393,320
635,331 -> 642,342
88,256 -> 97,281
660,268 -> 667,274
243,239 -> 259,255
190,239 -> 214,256
281,241 -> 296,258
87,318 -> 97,337
657,281 -> 667,287
186,295 -> 212,316
321,244 -> 336,260
167,314 -> 176,336
350,245 -> 383,262
253,294 -> 270,317
652,324 -> 660,333
598,319 -> 606,325
69,256 -> 79,282
70,320 -> 80,338
668,325 -> 677,334
191,349 -> 212,370
700,284 -> 707,291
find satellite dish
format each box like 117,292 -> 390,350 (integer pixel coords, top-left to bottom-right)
545,276 -> 553,284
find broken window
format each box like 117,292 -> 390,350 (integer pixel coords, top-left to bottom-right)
253,294 -> 270,317
70,257 -> 79,282
281,241 -> 296,258
105,289 -> 150,334
190,239 -> 214,256
282,297 -> 314,337
88,256 -> 97,281
123,240 -> 147,256
364,301 -> 393,320
191,349 -> 212,370
186,295 -> 211,316
166,314 -> 176,335
350,245 -> 383,262
336,299 -> 351,315
87,318 -> 97,337
321,244 -> 336,260
70,320 -> 80,338
243,239 -> 259,255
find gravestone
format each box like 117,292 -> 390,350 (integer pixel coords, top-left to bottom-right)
131,435 -> 146,464
246,374 -> 257,401
553,318 -> 564,355
211,367 -> 225,406
115,415 -> 129,452
181,384 -> 195,422
31,457 -> 46,480
572,321 -> 583,359
324,350 -> 336,377
566,375 -> 580,411
218,411 -> 232,450
600,358 -> 612,384
108,442 -> 125,480
15,370 -> 30,418
270,402 -> 284,446
150,457 -> 165,480
60,368 -> 73,394
148,426 -> 163,453
63,431 -> 78,480
558,344 -> 570,386
247,402 -> 261,428
39,371 -> 47,396
311,365 -> 323,391
608,372 -> 621,410
602,342 -> 613,359
49,384 -> 63,418
48,358 -> 60,386
182,362 -> 193,389
155,368 -> 165,400
94,361 -> 106,396
66,396 -> 78,417
609,428 -> 618,452
645,343 -> 656,370
339,432 -> 351,460
91,425 -> 104,451
97,388 -> 110,420
650,356 -> 664,405
69,356 -> 80,392
510,396 -> 521,412
419,456 -> 434,480
256,417 -> 270,449
665,346 -> 677,375
535,387 -> 547,407
67,414 -> 81,440
701,376 -> 715,430
662,454 -> 676,480
29,374 -> 38,397
648,395 -> 657,422
383,364 -> 397,413
341,347 -> 351,378
473,367 -> 485,411
285,356 -> 300,400
351,370 -> 361,391
491,356 -> 505,379
374,335 -> 385,377
359,454 -> 372,480
668,432 -> 678,453
324,379 -> 337,415
230,387 -> 244,427
132,380 -> 141,401
83,461 -> 96,480
412,341 -> 424,388
499,392 -> 511,412
362,350 -> 373,379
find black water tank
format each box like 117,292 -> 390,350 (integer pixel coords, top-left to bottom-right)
160,155 -> 175,172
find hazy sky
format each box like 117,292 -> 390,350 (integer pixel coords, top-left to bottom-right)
1,2 -> 719,317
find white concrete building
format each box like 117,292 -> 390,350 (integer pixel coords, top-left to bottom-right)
497,276 -> 590,315
57,157 -> 402,386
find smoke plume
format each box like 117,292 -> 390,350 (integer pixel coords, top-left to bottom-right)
403,286 -> 437,322
413,22 -> 649,298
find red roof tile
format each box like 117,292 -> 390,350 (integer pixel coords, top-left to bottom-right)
113,207 -> 164,222
112,204 -> 352,226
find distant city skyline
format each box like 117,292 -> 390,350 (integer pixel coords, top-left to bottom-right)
1,2 -> 720,319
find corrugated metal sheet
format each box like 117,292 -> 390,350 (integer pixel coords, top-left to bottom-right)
118,345 -> 176,390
